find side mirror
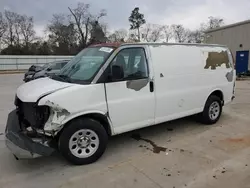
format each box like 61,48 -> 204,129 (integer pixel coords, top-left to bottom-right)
111,65 -> 124,81
47,67 -> 52,71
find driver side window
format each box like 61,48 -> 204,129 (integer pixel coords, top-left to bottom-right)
110,48 -> 149,80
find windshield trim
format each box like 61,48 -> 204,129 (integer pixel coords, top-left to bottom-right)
83,47 -> 116,84
54,46 -> 116,85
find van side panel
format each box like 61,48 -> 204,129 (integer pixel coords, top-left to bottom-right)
149,45 -> 234,124
202,47 -> 235,105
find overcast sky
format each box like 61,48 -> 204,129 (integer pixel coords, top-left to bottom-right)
1,0 -> 250,36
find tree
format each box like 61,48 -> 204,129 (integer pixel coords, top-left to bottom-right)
128,7 -> 146,41
127,30 -> 139,42
18,15 -> 36,47
201,16 -> 224,30
208,16 -> 224,29
89,20 -> 107,44
3,10 -> 19,46
47,14 -> 78,55
2,10 -> 36,47
187,30 -> 203,43
68,3 -> 90,48
141,24 -> 164,42
162,25 -> 173,43
94,9 -> 107,22
0,10 -> 38,54
0,12 -> 6,39
108,29 -> 128,42
100,22 -> 109,37
0,12 -> 6,50
68,2 -> 107,48
194,16 -> 224,44
30,41 -> 52,55
172,24 -> 190,43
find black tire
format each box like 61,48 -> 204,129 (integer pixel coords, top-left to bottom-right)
198,95 -> 222,125
58,118 -> 108,165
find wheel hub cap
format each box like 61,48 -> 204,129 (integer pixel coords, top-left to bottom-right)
69,129 -> 100,158
209,101 -> 220,120
78,136 -> 90,148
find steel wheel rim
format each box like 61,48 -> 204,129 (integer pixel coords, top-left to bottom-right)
69,129 -> 100,158
209,101 -> 220,120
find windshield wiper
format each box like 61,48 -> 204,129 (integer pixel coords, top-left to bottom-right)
57,74 -> 72,82
51,74 -> 72,83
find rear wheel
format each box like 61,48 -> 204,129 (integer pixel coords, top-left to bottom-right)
59,118 -> 108,165
198,95 -> 222,125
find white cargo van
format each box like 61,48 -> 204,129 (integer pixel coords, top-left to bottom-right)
5,43 -> 236,165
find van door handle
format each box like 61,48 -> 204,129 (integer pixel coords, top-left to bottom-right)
149,81 -> 154,92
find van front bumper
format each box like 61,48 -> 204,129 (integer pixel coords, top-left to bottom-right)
5,109 -> 55,159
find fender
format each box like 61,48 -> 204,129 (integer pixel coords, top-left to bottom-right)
65,110 -> 112,126
42,107 -> 114,136
61,110 -> 114,135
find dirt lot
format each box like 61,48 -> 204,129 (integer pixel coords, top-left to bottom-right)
0,74 -> 250,188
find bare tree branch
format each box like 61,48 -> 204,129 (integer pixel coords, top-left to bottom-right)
96,9 -> 107,21
68,6 -> 86,47
108,28 -> 128,42
187,30 -> 203,43
47,13 -> 78,54
3,10 -> 17,46
201,16 -> 224,31
172,24 -> 190,43
18,15 -> 36,46
141,24 -> 164,42
0,13 -> 6,39
162,25 -> 173,43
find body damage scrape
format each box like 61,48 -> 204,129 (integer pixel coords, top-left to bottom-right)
43,101 -> 70,134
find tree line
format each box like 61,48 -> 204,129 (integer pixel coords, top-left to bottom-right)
0,3 -> 224,55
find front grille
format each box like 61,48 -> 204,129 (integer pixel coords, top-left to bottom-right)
16,97 -> 50,129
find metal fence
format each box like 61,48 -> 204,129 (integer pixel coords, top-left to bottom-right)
0,55 -> 74,70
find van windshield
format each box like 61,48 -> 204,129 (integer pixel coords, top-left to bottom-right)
56,46 -> 115,83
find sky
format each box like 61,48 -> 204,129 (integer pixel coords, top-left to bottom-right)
1,0 -> 250,37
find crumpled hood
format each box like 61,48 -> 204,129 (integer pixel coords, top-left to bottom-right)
28,65 -> 44,72
17,77 -> 74,102
33,69 -> 47,78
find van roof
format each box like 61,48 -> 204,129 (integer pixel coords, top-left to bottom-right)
90,42 -> 227,48
121,42 -> 227,48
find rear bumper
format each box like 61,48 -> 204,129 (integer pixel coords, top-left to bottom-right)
5,110 -> 55,159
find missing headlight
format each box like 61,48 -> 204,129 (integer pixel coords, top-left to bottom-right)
35,106 -> 50,128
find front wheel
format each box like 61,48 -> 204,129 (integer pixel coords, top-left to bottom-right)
58,118 -> 108,165
198,95 -> 222,125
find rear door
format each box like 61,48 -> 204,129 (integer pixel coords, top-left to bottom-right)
104,47 -> 155,134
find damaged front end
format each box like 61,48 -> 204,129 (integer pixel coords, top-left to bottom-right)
42,100 -> 70,134
5,96 -> 64,159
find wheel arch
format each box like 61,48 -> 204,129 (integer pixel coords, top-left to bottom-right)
57,111 -> 114,139
205,89 -> 224,106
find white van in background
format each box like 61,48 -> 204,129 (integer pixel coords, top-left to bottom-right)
5,42 -> 236,165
